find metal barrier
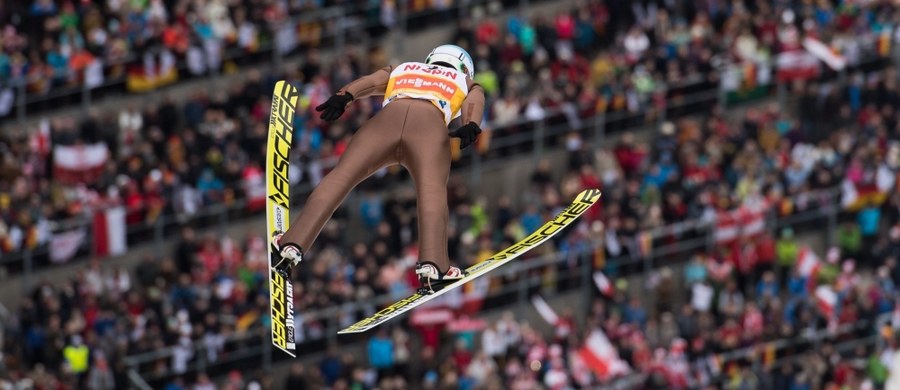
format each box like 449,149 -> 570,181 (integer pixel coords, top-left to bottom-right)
122,187 -> 845,387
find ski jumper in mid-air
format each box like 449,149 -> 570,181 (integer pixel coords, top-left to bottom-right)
274,45 -> 486,293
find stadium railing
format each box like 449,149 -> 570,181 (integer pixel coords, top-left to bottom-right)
121,186 -> 846,387
0,80 -> 722,280
0,0 -> 554,124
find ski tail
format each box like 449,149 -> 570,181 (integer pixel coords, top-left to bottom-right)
337,188 -> 602,334
266,80 -> 300,357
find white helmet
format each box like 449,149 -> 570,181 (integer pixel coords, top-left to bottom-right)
425,44 -> 475,79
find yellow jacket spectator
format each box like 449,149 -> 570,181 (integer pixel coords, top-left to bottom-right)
776,228 -> 799,268
63,336 -> 90,375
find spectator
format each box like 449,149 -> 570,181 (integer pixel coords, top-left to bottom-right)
318,347 -> 343,387
283,363 -> 310,390
776,228 -> 799,282
367,329 -> 394,378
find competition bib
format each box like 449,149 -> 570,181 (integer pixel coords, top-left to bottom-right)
383,62 -> 469,125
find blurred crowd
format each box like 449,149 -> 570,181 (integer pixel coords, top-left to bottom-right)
3,81 -> 899,387
0,0 -> 456,102
281,272 -> 900,390
3,0 -> 896,260
2,0 -> 900,388
1,0 -> 285,94
1,228 -> 276,389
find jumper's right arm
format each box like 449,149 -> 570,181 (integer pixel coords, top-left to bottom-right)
337,65 -> 394,100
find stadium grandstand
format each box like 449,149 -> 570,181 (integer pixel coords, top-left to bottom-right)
1,0 -> 900,389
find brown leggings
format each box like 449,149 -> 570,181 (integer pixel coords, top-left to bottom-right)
282,99 -> 451,270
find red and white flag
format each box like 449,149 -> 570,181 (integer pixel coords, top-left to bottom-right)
410,308 -> 454,326
242,165 -> 266,211
593,271 -> 614,297
531,295 -> 560,325
714,210 -> 740,243
797,246 -> 822,291
30,119 -> 51,156
776,49 -> 820,82
53,143 -> 109,184
578,329 -> 631,381
93,206 -> 127,257
739,200 -> 767,239
796,246 -> 821,278
803,37 -> 847,71
49,229 -> 86,263
815,285 -> 838,318
446,316 -> 488,333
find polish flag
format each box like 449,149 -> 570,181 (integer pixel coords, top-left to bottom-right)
93,206 -> 128,257
802,37 -> 847,71
53,143 -> 109,184
796,247 -> 821,278
410,308 -> 454,326
815,285 -> 838,318
578,329 -> 630,381
776,49 -> 820,82
531,295 -> 560,325
593,271 -> 614,297
797,247 -> 822,291
242,164 -> 266,212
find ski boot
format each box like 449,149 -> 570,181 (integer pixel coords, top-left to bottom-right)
416,261 -> 466,295
272,232 -> 304,276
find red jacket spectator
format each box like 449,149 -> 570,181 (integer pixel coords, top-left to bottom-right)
476,19 -> 500,45
500,35 -> 524,66
555,13 -> 575,41
756,233 -> 777,265
614,134 -> 646,176
742,303 -> 764,340
550,53 -> 590,83
123,182 -> 146,225
737,239 -> 758,275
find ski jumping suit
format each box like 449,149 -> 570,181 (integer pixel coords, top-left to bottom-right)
280,62 -> 486,272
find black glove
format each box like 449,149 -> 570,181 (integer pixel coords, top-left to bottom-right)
315,92 -> 354,121
449,122 -> 482,149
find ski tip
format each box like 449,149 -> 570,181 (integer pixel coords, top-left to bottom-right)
577,188 -> 602,202
275,348 -> 297,358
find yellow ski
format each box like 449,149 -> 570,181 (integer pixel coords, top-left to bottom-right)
265,81 -> 299,357
338,189 -> 602,334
